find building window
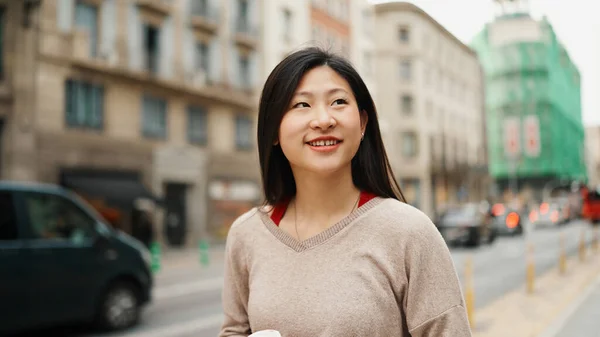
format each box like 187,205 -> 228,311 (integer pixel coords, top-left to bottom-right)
401,132 -> 418,157
399,27 -> 410,43
400,60 -> 411,81
282,8 -> 292,41
187,106 -> 208,145
192,0 -> 209,17
143,24 -> 160,74
65,79 -> 104,129
75,1 -> 99,57
237,0 -> 250,33
196,41 -> 210,74
0,7 -> 6,80
401,178 -> 421,209
142,95 -> 167,139
239,55 -> 250,89
401,95 -> 413,115
235,115 -> 253,150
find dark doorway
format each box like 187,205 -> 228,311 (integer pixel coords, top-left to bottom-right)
164,183 -> 187,247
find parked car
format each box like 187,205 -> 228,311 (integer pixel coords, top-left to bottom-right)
529,201 -> 565,228
492,203 -> 524,236
436,203 -> 497,247
0,182 -> 153,335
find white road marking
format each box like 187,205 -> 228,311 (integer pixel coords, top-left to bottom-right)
154,277 -> 224,300
118,313 -> 224,337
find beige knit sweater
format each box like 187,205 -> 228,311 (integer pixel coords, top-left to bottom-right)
219,197 -> 472,337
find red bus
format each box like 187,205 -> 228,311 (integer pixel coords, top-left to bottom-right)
582,185 -> 600,224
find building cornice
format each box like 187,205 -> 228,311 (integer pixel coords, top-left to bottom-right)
374,1 -> 476,56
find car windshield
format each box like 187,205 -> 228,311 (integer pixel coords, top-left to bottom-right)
442,206 -> 478,224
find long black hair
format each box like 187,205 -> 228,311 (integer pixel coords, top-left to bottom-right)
257,47 -> 405,206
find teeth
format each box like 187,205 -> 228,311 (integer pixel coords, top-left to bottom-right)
309,140 -> 339,146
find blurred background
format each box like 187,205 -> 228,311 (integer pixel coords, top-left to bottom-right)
1,0 -> 600,336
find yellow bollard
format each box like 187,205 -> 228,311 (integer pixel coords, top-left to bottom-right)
526,243 -> 535,294
579,229 -> 586,262
464,255 -> 475,330
559,232 -> 567,275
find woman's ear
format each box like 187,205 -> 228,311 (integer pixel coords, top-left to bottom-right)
360,110 -> 368,134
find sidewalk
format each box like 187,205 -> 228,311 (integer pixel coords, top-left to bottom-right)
472,250 -> 600,337
152,244 -> 227,283
159,244 -> 226,272
551,275 -> 600,337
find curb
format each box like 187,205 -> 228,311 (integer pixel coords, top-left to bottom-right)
472,254 -> 600,337
536,270 -> 600,337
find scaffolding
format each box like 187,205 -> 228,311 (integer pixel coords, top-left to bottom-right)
471,14 -> 586,188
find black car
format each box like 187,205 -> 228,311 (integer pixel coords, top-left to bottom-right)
0,182 -> 153,335
436,203 -> 497,247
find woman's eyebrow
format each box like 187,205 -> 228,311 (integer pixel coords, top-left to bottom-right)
293,88 -> 348,97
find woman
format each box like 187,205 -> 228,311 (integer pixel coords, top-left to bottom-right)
220,47 -> 471,337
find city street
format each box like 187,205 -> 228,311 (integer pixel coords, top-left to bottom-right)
18,220 -> 597,337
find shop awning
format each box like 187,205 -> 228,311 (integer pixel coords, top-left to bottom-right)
63,176 -> 162,208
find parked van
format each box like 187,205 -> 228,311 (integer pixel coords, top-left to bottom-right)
0,182 -> 153,334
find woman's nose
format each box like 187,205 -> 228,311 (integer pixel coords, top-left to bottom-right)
310,106 -> 336,130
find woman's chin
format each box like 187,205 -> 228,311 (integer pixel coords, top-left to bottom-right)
300,161 -> 353,176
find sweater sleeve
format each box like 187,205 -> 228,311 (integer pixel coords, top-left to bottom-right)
219,217 -> 252,337
402,217 -> 472,337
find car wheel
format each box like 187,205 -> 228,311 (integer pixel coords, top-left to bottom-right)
487,230 -> 497,244
467,229 -> 481,247
97,281 -> 140,331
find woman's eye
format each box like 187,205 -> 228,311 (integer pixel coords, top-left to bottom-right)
332,99 -> 347,106
293,102 -> 310,108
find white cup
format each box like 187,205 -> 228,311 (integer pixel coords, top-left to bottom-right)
249,330 -> 282,337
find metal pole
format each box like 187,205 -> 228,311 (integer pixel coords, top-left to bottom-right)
509,159 -> 518,197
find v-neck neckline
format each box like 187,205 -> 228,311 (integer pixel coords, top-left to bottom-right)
259,197 -> 384,252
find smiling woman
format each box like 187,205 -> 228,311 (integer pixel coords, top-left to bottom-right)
219,47 -> 472,337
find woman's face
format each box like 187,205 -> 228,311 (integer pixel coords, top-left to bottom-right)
278,66 -> 367,175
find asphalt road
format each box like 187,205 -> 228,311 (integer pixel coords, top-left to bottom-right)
451,219 -> 596,309
16,220 -> 598,337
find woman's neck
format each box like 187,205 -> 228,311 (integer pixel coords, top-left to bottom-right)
292,166 -> 361,227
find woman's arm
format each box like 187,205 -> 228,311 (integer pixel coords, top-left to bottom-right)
403,218 -> 472,337
219,220 -> 252,337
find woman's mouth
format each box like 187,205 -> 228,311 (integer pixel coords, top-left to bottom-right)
307,139 -> 341,147
306,139 -> 342,152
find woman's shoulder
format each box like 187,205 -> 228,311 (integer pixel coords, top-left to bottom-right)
226,207 -> 264,239
370,198 -> 439,237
